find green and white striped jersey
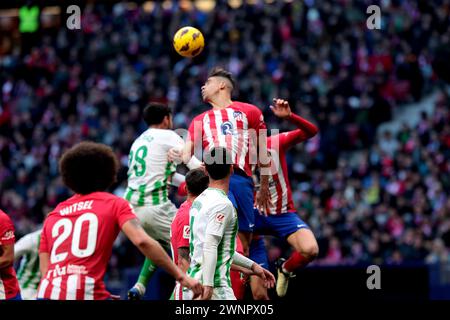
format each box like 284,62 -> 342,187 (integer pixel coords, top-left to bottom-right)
187,188 -> 238,288
15,229 -> 41,292
124,128 -> 184,207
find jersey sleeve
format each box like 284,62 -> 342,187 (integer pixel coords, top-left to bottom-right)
166,131 -> 185,150
39,224 -> 49,253
115,198 -> 138,228
205,203 -> 233,238
278,113 -> 319,150
278,130 -> 308,150
174,211 -> 190,249
187,114 -> 204,144
246,105 -> 267,134
0,214 -> 15,246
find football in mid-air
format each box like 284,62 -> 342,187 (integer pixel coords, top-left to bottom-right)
173,26 -> 205,58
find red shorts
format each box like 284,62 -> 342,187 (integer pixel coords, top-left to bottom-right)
231,236 -> 247,300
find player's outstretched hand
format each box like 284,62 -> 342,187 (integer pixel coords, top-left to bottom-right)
196,286 -> 213,300
181,275 -> 203,297
168,148 -> 183,164
255,186 -> 272,216
270,98 -> 292,119
251,263 -> 276,289
179,274 -> 203,298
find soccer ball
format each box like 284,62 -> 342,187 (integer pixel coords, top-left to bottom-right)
173,26 -> 205,58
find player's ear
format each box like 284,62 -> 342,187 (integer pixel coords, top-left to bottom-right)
219,80 -> 227,90
164,115 -> 170,127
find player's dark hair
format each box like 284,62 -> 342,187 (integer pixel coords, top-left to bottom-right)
208,67 -> 235,90
185,168 -> 209,196
59,141 -> 119,195
143,102 -> 172,126
203,147 -> 233,180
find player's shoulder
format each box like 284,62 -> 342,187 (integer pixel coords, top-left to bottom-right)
231,101 -> 261,113
156,128 -> 179,137
0,210 -> 13,225
175,201 -> 192,222
94,192 -> 130,208
177,200 -> 192,215
133,128 -> 150,140
188,112 -> 209,132
48,196 -> 74,218
55,192 -> 127,212
145,128 -> 181,143
180,200 -> 193,210
132,128 -> 156,145
204,189 -> 233,209
192,111 -> 210,121
190,190 -> 211,210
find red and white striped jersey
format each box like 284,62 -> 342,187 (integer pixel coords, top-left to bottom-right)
0,210 -> 20,300
188,101 -> 267,177
257,113 -> 318,215
170,200 -> 192,266
37,192 -> 136,300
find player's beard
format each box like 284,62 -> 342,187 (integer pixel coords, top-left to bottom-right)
201,91 -> 208,102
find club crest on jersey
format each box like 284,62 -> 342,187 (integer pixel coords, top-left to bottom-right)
221,121 -> 235,135
215,213 -> 225,223
233,111 -> 243,121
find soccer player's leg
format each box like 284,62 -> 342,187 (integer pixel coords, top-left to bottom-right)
128,202 -> 177,299
212,287 -> 237,300
20,287 -> 38,300
128,204 -> 157,299
228,173 -> 255,257
271,212 -> 319,297
249,235 -> 270,300
128,258 -> 157,299
7,293 -> 22,300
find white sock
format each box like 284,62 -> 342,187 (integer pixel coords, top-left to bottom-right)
134,283 -> 146,295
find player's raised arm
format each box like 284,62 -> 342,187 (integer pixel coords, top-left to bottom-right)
166,128 -> 202,170
270,98 -> 319,149
121,218 -> 203,296
253,107 -> 272,215
182,140 -> 195,165
200,233 -> 221,300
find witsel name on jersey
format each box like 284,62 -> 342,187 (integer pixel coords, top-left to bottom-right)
59,201 -> 94,216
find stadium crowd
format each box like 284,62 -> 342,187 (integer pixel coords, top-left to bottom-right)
0,0 -> 449,274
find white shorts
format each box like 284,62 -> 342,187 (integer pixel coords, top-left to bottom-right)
181,286 -> 236,300
171,282 -> 184,300
20,287 -> 38,300
132,201 -> 177,250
